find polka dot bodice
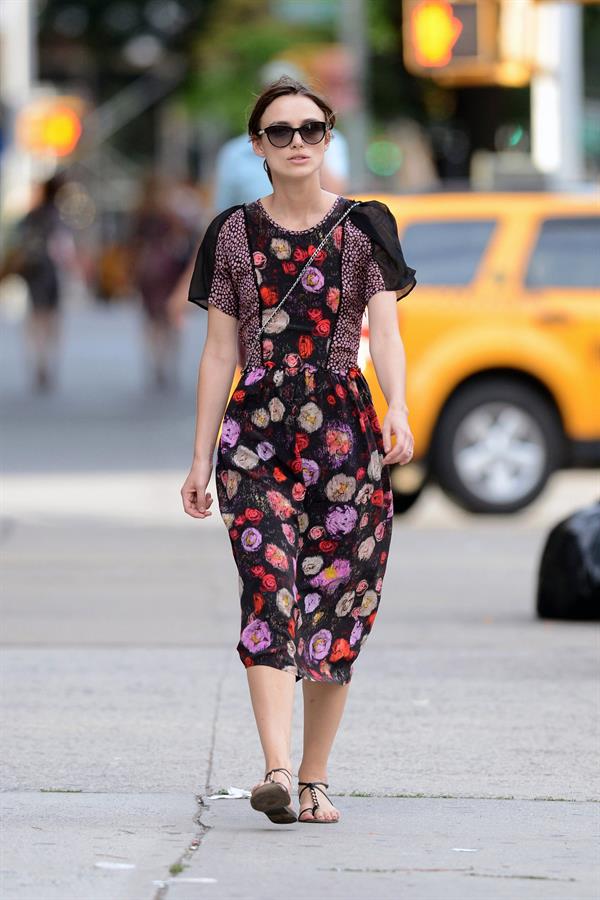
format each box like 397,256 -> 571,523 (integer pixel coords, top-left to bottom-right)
188,195 -> 416,373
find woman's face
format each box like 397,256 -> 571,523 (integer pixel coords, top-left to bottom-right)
252,94 -> 331,184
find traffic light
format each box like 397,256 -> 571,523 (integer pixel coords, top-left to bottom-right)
402,0 -> 533,87
409,0 -> 467,68
403,0 -> 496,76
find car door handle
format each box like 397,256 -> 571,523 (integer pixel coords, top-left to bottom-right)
533,312 -> 571,325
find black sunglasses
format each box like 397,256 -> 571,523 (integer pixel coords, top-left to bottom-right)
257,121 -> 330,148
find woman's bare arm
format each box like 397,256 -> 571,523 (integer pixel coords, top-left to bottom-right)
367,291 -> 414,467
181,306 -> 239,518
166,256 -> 196,328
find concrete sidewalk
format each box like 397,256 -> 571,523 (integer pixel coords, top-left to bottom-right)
2,290 -> 598,899
159,795 -> 596,900
2,499 -> 598,900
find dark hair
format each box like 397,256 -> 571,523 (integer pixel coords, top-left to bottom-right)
247,76 -> 335,185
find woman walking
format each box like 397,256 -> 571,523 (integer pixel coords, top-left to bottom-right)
181,76 -> 416,825
129,171 -> 194,389
1,175 -> 77,392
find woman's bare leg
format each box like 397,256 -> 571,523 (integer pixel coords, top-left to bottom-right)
143,318 -> 164,387
26,308 -> 61,391
246,665 -> 296,792
297,680 -> 350,821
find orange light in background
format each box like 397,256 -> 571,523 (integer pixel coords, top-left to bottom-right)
16,97 -> 84,157
411,0 -> 463,67
42,105 -> 82,156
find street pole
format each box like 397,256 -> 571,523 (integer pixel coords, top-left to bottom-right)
338,0 -> 368,190
0,0 -> 36,221
531,1 -> 584,187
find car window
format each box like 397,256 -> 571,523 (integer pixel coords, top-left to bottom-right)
525,217 -> 600,288
400,219 -> 496,286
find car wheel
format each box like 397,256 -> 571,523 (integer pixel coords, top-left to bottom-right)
431,378 -> 564,514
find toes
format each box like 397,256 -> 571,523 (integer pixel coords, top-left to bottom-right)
299,809 -> 316,822
321,808 -> 339,821
300,804 -> 339,822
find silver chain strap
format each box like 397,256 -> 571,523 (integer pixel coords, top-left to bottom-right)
254,200 -> 361,351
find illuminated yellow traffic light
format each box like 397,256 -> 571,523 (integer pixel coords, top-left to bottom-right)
411,1 -> 463,68
403,0 -> 534,87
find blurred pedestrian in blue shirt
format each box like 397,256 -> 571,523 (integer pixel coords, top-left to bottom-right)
213,128 -> 350,212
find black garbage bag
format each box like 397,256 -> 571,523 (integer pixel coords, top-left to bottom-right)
536,500 -> 600,620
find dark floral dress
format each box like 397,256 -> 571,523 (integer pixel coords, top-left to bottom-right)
188,195 -> 416,684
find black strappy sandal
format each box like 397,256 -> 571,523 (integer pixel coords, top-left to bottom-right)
250,767 -> 297,824
298,780 -> 339,824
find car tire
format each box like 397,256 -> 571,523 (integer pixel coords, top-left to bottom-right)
431,378 -> 564,514
389,459 -> 429,514
392,486 -> 425,515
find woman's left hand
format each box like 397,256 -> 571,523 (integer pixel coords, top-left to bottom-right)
381,408 -> 414,466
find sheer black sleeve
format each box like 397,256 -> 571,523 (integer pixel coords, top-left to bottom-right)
187,204 -> 244,318
349,199 -> 417,301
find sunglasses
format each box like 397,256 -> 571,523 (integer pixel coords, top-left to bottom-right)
257,120 -> 330,148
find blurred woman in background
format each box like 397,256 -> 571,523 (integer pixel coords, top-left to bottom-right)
2,174 -> 77,392
128,171 -> 195,390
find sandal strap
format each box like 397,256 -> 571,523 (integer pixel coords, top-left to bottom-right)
298,780 -> 329,790
298,781 -> 330,803
265,767 -> 292,784
298,808 -> 320,821
298,780 -> 331,815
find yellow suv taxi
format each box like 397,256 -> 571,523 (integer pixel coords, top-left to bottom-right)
360,191 -> 600,513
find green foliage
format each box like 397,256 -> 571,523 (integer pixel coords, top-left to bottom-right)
183,0 -> 332,132
367,0 -> 402,55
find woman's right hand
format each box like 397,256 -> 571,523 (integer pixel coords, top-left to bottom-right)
181,459 -> 215,519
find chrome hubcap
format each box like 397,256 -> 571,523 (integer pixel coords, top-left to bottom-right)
453,402 -> 546,504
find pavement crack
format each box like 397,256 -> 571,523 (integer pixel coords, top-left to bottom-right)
319,866 -> 475,874
318,867 -> 577,882
465,872 -> 578,882
152,651 -> 229,899
151,794 -> 212,900
204,652 -> 230,795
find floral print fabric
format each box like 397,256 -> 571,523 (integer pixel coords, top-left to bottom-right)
217,362 -> 393,685
187,197 -> 417,371
213,197 -> 398,684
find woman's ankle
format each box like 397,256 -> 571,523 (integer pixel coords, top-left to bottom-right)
298,766 -> 328,783
264,759 -> 293,776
